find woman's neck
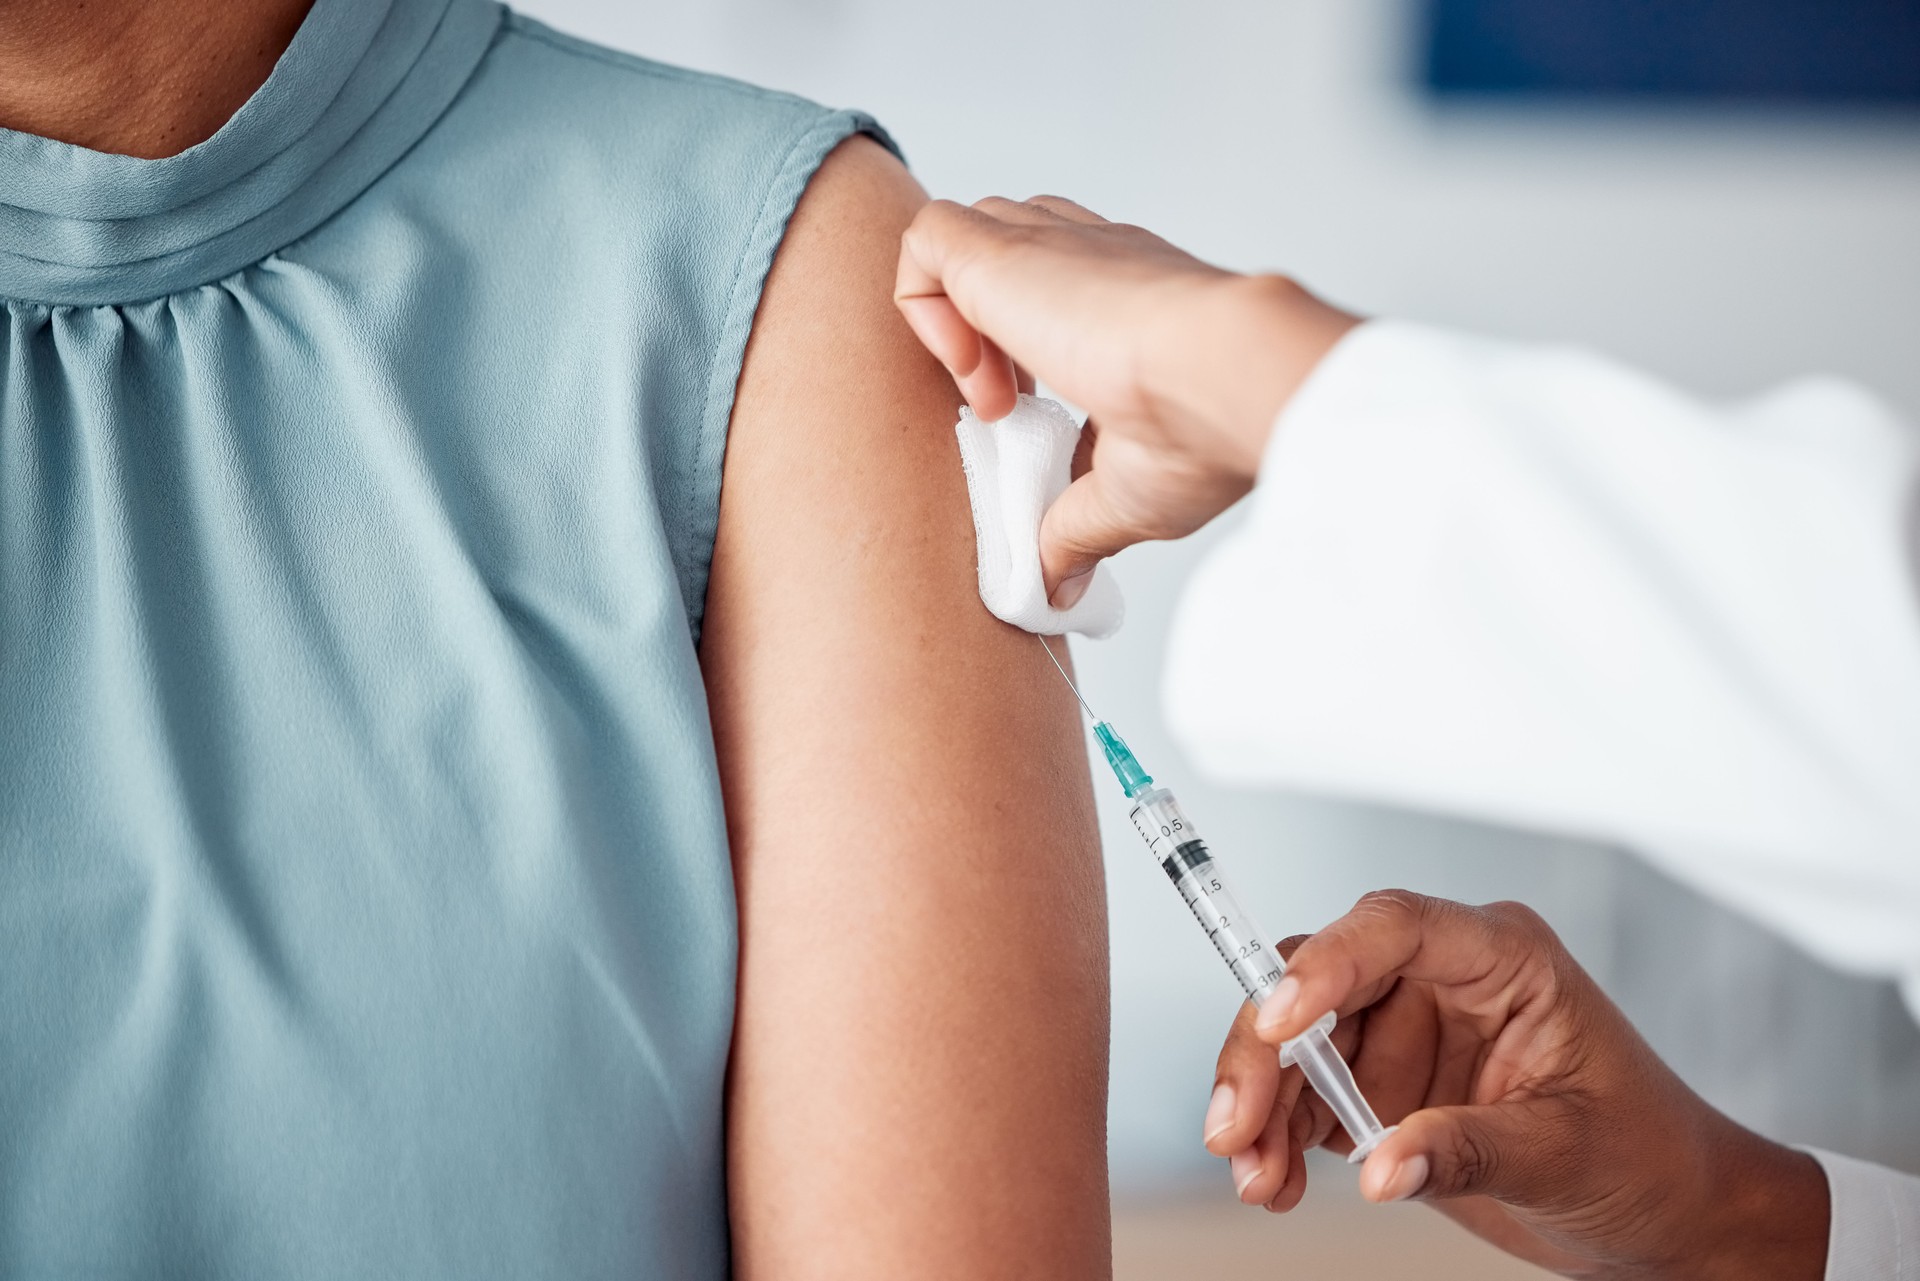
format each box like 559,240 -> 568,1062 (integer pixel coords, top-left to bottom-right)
0,0 -> 314,159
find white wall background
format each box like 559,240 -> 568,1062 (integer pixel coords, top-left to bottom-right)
514,0 -> 1920,1193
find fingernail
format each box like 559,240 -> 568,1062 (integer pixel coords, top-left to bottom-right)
1368,1153 -> 1429,1203
1050,569 -> 1093,610
1256,976 -> 1300,1035
1230,1150 -> 1263,1202
1203,1082 -> 1237,1146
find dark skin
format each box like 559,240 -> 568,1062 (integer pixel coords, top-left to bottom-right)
1207,891 -> 1829,1280
0,0 -> 313,158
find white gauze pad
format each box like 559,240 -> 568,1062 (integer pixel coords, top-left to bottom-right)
955,394 -> 1124,638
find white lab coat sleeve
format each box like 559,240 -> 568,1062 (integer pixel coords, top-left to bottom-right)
1809,1149 -> 1920,1279
1163,319 -> 1920,1016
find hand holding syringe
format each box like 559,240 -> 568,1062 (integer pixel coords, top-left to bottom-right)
1040,638 -> 1394,1163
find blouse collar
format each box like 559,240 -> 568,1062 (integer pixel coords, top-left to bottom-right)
0,0 -> 501,306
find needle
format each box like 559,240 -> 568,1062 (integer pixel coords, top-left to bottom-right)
1037,633 -> 1100,722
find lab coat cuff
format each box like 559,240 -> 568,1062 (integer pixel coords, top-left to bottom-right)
1803,1147 -> 1920,1280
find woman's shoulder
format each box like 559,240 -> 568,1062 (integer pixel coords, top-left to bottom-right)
436,10 -> 900,187
365,6 -> 901,281
489,13 -> 823,120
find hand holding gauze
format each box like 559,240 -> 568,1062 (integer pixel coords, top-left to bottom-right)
894,194 -> 1357,606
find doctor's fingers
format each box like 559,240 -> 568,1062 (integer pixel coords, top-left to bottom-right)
1339,973 -> 1448,1135
1205,991 -> 1365,1155
1039,441 -> 1254,601
1205,1002 -> 1310,1207
895,196 -> 1129,415
1272,1001 -> 1370,1162
1205,1000 -> 1288,1158
1254,890 -> 1547,1047
895,197 -> 1072,305
1226,1075 -> 1316,1211
895,197 -> 1080,340
1037,465 -> 1131,604
1068,415 -> 1098,480
894,200 -> 1024,418
974,193 -> 1110,226
1210,1008 -> 1381,1209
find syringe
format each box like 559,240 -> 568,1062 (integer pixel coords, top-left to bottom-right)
1041,638 -> 1394,1163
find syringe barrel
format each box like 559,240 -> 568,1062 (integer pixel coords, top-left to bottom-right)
1127,785 -> 1389,1160
1126,787 -> 1288,1007
1127,788 -> 1331,1041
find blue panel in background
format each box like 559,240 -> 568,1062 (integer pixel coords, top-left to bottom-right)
1424,0 -> 1920,104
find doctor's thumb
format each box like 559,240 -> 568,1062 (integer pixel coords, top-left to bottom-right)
1359,1101 -> 1559,1208
1038,473 -> 1135,608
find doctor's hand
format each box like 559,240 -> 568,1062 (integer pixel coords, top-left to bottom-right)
893,196 -> 1357,607
1205,891 -> 1830,1281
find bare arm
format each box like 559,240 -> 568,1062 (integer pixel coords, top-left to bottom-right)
702,138 -> 1112,1279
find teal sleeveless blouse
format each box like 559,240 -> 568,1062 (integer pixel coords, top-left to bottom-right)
0,2 -> 891,1275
